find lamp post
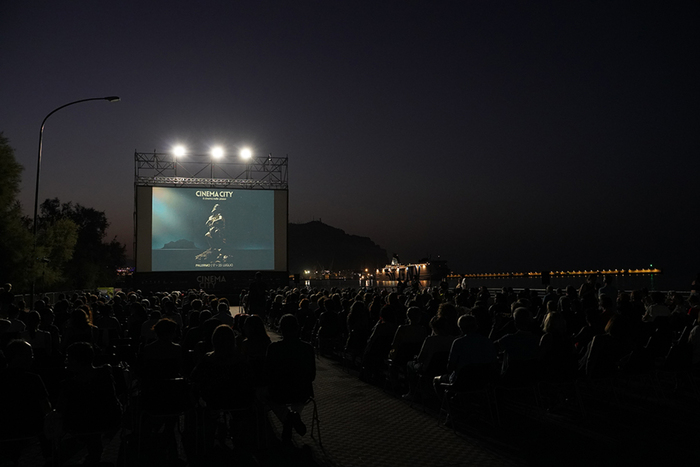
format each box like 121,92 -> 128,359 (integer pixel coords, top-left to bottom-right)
31,96 -> 120,305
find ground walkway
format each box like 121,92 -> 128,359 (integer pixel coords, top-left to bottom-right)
305,353 -> 700,467
293,351 -> 520,467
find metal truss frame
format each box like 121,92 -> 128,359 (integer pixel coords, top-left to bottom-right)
134,151 -> 288,189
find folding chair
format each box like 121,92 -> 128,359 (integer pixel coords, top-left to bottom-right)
0,434 -> 48,466
495,359 -> 543,412
436,363 -> 500,429
264,396 -> 322,449
197,398 -> 262,453
137,377 -> 194,459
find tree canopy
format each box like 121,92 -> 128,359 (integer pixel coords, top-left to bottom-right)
0,133 -> 32,287
0,133 -> 127,293
37,198 -> 126,290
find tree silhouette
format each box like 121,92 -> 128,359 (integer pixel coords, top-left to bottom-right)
0,133 -> 32,288
38,198 -> 126,290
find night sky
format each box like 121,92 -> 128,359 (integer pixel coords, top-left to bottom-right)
1,1 -> 698,288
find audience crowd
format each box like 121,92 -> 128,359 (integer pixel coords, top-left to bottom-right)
1,275 -> 699,464
0,282 -> 314,465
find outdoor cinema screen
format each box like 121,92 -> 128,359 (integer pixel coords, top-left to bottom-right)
136,186 -> 287,272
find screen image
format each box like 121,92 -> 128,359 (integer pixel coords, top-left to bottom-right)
136,186 -> 287,272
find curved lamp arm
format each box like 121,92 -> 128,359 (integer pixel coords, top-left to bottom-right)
31,96 -> 120,303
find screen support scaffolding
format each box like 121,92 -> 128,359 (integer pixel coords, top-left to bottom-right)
134,151 -> 288,189
133,151 -> 289,268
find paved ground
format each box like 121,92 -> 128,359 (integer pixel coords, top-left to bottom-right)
300,353 -> 520,467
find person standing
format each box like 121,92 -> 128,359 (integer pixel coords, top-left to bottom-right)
598,276 -> 618,307
248,272 -> 267,317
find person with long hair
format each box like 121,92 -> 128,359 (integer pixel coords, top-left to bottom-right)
190,324 -> 253,446
241,315 -> 271,363
61,308 -> 97,353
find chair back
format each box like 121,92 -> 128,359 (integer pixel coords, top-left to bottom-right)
664,342 -> 693,371
364,333 -> 394,359
423,350 -> 450,377
391,341 -> 423,365
452,362 -> 495,391
141,377 -> 193,416
110,338 -> 137,365
501,358 -> 542,386
140,358 -> 182,381
345,328 -> 368,354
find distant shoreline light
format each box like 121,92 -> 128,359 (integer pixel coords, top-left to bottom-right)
450,268 -> 662,279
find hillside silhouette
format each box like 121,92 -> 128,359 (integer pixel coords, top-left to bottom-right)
288,221 -> 388,273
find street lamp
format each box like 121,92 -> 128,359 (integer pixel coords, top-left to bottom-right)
31,96 -> 120,304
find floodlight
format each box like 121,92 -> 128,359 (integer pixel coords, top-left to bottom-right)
173,145 -> 186,157
211,146 -> 224,159
240,147 -> 252,160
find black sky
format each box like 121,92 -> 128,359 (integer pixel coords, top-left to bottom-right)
1,1 -> 698,288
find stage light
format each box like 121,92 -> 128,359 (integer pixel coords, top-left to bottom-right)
173,145 -> 186,157
211,146 -> 224,159
240,147 -> 252,160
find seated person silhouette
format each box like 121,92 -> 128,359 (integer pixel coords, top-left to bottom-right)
434,314 -> 497,395
57,342 -> 122,464
402,314 -> 457,401
316,304 -> 342,355
190,324 -> 252,408
390,307 -> 429,365
240,315 -> 271,385
261,314 -> 316,442
213,301 -> 235,327
0,340 -> 52,464
584,314 -> 634,379
190,324 -> 253,446
140,318 -> 183,380
361,305 -> 398,383
345,300 -> 370,356
495,307 -> 542,385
